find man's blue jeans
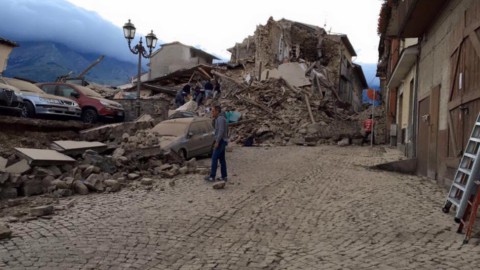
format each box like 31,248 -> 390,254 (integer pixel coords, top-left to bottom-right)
210,140 -> 227,179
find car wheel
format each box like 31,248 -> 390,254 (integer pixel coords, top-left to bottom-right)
82,108 -> 98,123
180,149 -> 188,160
18,104 -> 28,118
24,101 -> 36,118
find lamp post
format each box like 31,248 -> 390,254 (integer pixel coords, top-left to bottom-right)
123,19 -> 158,116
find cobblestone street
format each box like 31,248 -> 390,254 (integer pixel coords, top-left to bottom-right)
1,145 -> 480,269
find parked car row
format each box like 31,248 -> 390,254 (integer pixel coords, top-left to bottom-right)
0,77 -> 124,123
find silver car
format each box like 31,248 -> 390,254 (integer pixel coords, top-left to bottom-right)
151,117 -> 215,159
1,77 -> 81,119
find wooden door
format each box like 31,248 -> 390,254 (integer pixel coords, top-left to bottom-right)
448,1 -> 480,159
418,96 -> 430,176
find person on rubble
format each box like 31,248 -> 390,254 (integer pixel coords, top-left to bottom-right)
194,82 -> 205,105
204,104 -> 228,182
363,114 -> 374,145
213,80 -> 221,99
175,89 -> 187,108
204,79 -> 214,100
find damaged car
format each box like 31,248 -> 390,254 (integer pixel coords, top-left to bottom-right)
150,117 -> 215,159
0,77 -> 81,119
0,81 -> 25,117
37,82 -> 125,123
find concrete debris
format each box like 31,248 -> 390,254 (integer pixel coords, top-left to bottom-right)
30,205 -> 54,217
0,157 -> 7,172
261,63 -> 311,87
4,159 -> 31,174
140,178 -> 153,186
213,181 -> 226,189
337,138 -> 350,146
104,179 -> 121,192
50,140 -> 107,156
14,148 -> 76,166
0,222 -> 12,240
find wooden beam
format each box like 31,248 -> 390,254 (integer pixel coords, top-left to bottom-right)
281,77 -> 301,95
447,112 -> 460,157
304,94 -> 315,124
468,32 -> 480,59
448,89 -> 480,111
449,45 -> 462,102
314,74 -> 324,99
197,67 -> 212,79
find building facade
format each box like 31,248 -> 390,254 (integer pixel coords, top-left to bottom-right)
0,37 -> 18,75
377,0 -> 480,186
149,42 -> 219,80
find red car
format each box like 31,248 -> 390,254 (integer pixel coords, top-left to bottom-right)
37,82 -> 125,123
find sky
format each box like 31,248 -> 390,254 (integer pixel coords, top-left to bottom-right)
64,0 -> 383,64
0,0 -> 382,85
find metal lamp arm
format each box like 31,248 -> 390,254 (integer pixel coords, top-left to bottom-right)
127,39 -> 140,55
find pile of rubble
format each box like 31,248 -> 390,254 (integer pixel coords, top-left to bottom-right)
198,69 -> 362,146
0,117 -> 210,201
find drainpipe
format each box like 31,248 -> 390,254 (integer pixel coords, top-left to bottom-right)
412,40 -> 422,158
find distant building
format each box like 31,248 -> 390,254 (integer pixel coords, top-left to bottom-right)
149,42 -> 219,80
0,37 -> 18,75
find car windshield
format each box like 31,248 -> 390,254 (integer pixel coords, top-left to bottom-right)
75,85 -> 102,98
151,122 -> 189,137
3,78 -> 45,94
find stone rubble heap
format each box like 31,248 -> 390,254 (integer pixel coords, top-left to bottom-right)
203,74 -> 367,146
0,142 -> 207,201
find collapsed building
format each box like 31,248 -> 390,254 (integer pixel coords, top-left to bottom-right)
228,17 -> 367,112
0,18 -> 380,205
113,17 -> 379,146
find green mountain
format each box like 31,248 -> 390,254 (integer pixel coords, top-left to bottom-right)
4,41 -> 139,86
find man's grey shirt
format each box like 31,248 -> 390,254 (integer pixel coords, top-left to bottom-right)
214,113 -> 228,144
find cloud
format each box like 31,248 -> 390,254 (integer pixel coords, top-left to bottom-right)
0,0 -> 144,63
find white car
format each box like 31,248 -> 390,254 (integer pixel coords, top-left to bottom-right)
151,117 -> 215,159
1,77 -> 81,119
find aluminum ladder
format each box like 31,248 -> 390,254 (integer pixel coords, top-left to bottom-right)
443,112 -> 480,222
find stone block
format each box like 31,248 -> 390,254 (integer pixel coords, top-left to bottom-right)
104,179 -> 121,192
0,187 -> 18,199
53,189 -> 73,197
141,178 -> 153,186
73,181 -> 89,195
0,222 -> 12,240
21,179 -> 44,196
30,205 -> 54,217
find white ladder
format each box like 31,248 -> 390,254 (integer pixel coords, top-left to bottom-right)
443,112 -> 480,222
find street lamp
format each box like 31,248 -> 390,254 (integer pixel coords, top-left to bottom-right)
123,19 -> 158,116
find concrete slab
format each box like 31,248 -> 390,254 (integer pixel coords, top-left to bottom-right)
14,148 -> 76,166
261,62 -> 311,87
5,159 -> 31,174
51,141 -> 107,155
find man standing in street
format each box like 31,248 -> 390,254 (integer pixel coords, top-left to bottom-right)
363,114 -> 374,145
205,105 -> 228,182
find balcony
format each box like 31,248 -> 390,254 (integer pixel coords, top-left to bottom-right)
388,0 -> 448,38
387,45 -> 419,88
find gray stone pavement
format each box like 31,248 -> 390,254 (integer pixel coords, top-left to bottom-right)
1,145 -> 480,269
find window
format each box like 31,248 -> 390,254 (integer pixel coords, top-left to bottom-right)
189,122 -> 204,135
40,85 -> 57,95
58,85 -> 77,98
